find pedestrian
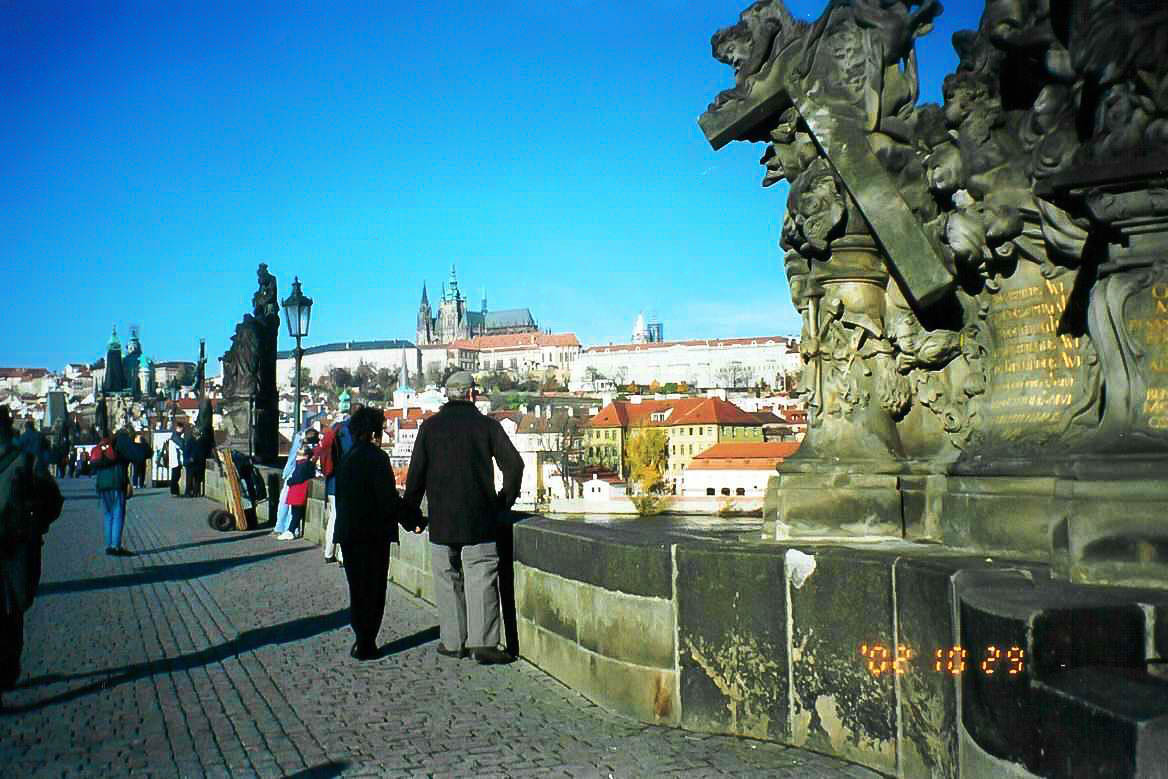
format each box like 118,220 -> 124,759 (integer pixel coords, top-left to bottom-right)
273,413 -> 323,538
34,437 -> 54,479
316,404 -> 361,566
66,448 -> 76,479
403,372 -> 523,665
0,405 -> 63,695
16,421 -> 43,460
335,406 -> 419,660
91,426 -> 147,556
279,444 -> 316,541
131,432 -> 148,489
167,423 -> 185,497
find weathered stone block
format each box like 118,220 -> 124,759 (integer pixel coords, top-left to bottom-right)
577,583 -> 673,670
517,617 -> 679,726
1031,669 -> 1168,778
513,519 -> 672,598
776,472 -> 902,539
676,545 -> 789,742
943,476 -> 1058,557
515,565 -> 578,644
1053,479 -> 1168,590
893,555 -> 985,779
788,548 -> 897,775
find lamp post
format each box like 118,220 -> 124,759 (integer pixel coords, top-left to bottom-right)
281,276 -> 313,431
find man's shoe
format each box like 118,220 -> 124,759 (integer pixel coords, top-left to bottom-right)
105,547 -> 116,556
436,645 -> 467,659
113,547 -> 136,557
350,642 -> 378,661
469,647 -> 514,665
276,532 -> 295,541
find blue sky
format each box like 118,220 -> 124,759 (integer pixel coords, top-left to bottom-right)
1,0 -> 983,371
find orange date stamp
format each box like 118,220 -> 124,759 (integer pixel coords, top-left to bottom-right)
858,643 -> 1025,677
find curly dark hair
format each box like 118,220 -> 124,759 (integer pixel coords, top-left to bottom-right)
348,406 -> 385,441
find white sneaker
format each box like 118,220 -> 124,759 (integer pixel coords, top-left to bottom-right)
276,532 -> 295,541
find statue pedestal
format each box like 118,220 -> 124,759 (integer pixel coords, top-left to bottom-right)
771,471 -> 903,540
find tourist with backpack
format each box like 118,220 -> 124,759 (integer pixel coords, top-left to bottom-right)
315,404 -> 360,565
1,405 -> 63,694
91,427 -> 147,556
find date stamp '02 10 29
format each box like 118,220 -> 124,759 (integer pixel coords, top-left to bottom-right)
859,643 -> 1025,677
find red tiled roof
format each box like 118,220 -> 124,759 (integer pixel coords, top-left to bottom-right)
589,398 -> 761,429
449,332 -> 580,351
693,441 -> 801,460
688,441 -> 801,470
584,336 -> 794,354
0,368 -> 49,379
384,407 -> 430,421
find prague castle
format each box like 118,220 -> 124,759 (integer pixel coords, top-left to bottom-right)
416,266 -> 537,346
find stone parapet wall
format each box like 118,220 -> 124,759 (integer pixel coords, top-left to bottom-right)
514,518 -> 1168,778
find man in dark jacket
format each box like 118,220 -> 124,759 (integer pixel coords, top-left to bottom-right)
403,371 -> 523,665
335,406 -> 419,660
0,405 -> 63,694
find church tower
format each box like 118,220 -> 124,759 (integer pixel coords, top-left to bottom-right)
416,283 -> 433,346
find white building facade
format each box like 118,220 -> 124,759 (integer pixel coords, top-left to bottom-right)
275,340 -> 420,388
569,336 -> 801,392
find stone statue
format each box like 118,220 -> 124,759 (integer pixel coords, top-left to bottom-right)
701,0 -> 1168,587
252,263 -> 278,320
220,264 -> 280,463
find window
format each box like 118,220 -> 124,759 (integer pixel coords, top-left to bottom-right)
735,488 -> 745,496
706,488 -> 715,496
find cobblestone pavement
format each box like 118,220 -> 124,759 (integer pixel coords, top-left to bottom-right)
0,480 -> 879,778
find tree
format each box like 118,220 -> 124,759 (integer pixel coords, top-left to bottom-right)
354,361 -> 376,391
715,361 -> 754,389
329,366 -> 354,389
624,425 -> 669,516
288,366 -> 311,387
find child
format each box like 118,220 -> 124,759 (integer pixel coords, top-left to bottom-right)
279,444 -> 316,540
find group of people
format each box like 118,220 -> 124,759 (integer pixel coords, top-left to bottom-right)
0,407 -> 64,698
274,371 -> 524,664
159,421 -> 211,499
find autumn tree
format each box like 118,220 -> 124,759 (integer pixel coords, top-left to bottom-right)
624,424 -> 669,515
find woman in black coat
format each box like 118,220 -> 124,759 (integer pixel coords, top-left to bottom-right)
334,407 -> 422,660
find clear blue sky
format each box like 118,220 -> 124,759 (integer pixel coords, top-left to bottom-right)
1,0 -> 983,371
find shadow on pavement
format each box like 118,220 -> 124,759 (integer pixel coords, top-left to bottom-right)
286,763 -> 351,779
39,547 -> 306,596
377,626 -> 439,658
4,609 -> 352,713
141,530 -> 271,557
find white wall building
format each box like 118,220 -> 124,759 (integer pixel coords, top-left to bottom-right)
569,336 -> 801,392
455,332 -> 581,381
275,340 -> 420,388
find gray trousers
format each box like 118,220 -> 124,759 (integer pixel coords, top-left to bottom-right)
430,541 -> 500,651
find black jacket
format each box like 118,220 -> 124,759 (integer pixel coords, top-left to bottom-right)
403,400 -> 523,545
334,441 -> 403,546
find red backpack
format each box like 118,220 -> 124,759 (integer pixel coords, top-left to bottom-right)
89,439 -> 117,466
316,425 -> 339,478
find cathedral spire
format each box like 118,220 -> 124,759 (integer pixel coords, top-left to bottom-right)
448,264 -> 460,302
420,282 -> 429,308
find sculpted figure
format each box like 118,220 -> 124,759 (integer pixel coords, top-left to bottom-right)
222,317 -> 261,398
252,263 -> 279,320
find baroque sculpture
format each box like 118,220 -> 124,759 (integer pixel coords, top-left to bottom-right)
701,0 -> 1168,588
220,264 -> 280,464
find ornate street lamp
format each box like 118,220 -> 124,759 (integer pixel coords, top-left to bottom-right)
282,276 -> 313,430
